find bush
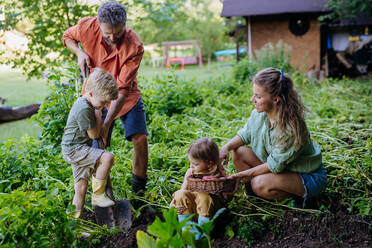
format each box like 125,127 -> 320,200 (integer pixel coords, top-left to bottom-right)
237,217 -> 265,246
232,40 -> 292,83
142,73 -> 203,120
33,63 -> 80,151
255,40 -> 292,72
232,57 -> 259,84
0,190 -> 82,248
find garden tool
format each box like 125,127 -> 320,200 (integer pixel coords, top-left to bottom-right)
82,64 -> 132,231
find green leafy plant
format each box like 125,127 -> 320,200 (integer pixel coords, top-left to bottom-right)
136,207 -> 225,248
232,57 -> 259,84
232,40 -> 292,84
142,73 -> 203,120
33,62 -> 80,151
137,207 -> 197,248
237,217 -> 265,246
255,40 -> 292,72
0,190 -> 83,248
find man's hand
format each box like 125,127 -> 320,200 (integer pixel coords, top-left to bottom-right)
100,122 -> 110,147
77,50 -> 91,77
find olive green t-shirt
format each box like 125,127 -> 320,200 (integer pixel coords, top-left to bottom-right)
61,97 -> 96,153
237,110 -> 322,174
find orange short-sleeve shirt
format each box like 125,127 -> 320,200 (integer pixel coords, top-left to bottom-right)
62,17 -> 143,118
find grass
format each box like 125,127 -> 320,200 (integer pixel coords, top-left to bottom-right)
0,71 -> 48,106
0,71 -> 49,142
0,64 -> 232,142
138,62 -> 233,82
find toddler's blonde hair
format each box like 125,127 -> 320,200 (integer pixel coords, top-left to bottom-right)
85,68 -> 118,101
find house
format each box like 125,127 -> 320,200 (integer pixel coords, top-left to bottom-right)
221,0 -> 372,73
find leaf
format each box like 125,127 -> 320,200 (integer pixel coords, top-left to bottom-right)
147,217 -> 174,240
136,230 -> 156,248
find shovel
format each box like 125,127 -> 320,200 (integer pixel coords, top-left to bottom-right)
83,64 -> 132,231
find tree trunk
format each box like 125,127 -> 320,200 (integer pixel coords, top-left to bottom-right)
0,103 -> 41,123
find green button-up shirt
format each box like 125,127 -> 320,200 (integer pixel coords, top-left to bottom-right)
237,110 -> 322,174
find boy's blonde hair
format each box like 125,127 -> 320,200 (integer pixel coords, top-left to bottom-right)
85,68 -> 118,101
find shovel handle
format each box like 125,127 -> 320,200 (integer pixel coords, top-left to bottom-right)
84,64 -> 90,78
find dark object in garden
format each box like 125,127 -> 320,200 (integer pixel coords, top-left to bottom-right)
0,103 -> 40,123
288,16 -> 310,36
185,175 -> 239,194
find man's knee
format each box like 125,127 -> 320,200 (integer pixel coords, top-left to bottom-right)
131,133 -> 147,147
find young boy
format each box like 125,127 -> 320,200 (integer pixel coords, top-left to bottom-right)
61,68 -> 118,218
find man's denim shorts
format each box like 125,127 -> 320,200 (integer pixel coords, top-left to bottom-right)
299,164 -> 327,199
93,97 -> 148,147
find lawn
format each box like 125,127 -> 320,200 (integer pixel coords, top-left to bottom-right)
0,71 -> 49,142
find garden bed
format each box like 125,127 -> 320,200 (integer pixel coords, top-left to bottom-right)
84,209 -> 371,247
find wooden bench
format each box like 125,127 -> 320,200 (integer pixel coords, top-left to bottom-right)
166,56 -> 199,70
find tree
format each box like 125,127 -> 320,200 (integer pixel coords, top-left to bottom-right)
0,0 -> 96,79
319,0 -> 372,23
0,0 -> 228,78
0,0 -> 191,78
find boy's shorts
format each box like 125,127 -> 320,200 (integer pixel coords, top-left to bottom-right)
299,164 -> 327,199
63,145 -> 104,184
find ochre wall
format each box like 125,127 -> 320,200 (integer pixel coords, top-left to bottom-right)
250,15 -> 321,71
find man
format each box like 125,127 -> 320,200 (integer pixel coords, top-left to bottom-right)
62,1 -> 148,206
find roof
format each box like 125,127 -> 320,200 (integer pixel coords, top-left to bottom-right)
328,17 -> 372,27
221,0 -> 328,17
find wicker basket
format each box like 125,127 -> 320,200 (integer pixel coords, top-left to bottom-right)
185,175 -> 239,194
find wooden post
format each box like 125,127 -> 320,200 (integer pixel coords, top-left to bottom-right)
235,25 -> 240,62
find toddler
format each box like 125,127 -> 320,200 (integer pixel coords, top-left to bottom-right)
172,138 -> 228,239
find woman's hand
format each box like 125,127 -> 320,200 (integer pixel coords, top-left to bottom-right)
228,169 -> 253,181
219,146 -> 229,166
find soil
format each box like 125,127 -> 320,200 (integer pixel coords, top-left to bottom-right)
82,207 -> 371,248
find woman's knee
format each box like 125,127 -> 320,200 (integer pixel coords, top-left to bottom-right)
251,175 -> 269,196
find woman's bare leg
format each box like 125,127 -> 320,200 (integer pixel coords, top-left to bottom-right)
232,146 -> 262,182
251,172 -> 305,200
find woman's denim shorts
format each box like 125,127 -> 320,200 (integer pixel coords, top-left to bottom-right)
299,164 -> 327,199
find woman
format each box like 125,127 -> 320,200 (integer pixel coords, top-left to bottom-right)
220,68 -> 326,207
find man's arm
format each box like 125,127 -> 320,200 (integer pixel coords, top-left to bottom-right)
100,93 -> 126,143
65,39 -> 92,77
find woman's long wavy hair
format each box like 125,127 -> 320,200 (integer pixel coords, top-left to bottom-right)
253,67 -> 309,149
